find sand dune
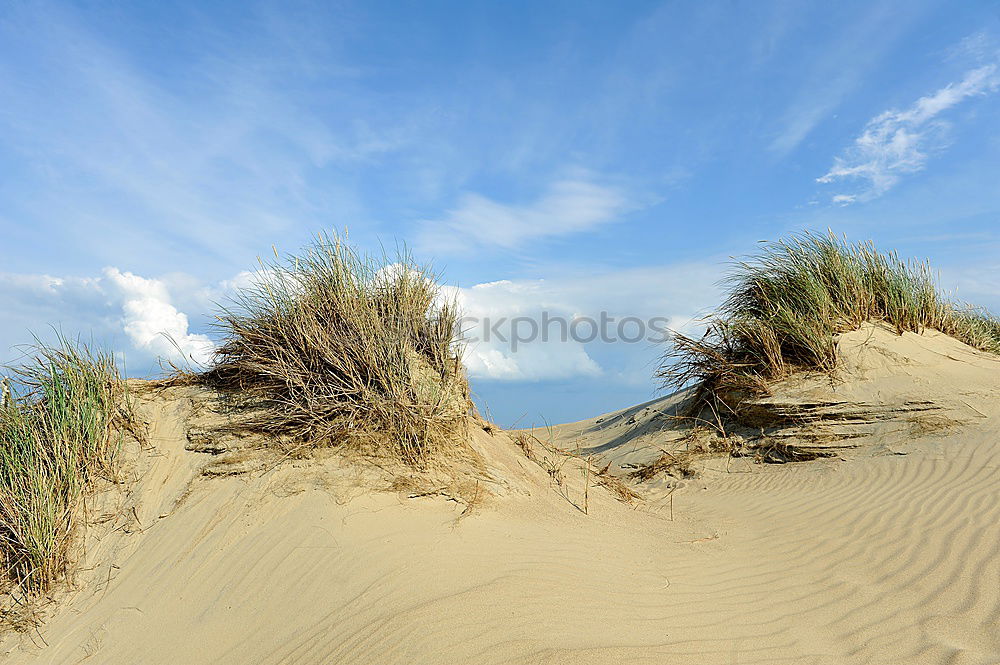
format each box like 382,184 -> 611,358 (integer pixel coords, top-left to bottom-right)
2,326 -> 998,664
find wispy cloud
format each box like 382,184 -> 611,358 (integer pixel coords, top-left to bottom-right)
0,3 -> 399,274
417,178 -> 630,254
768,2 -> 922,157
818,64 -> 1000,203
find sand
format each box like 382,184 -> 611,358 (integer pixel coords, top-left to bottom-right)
2,324 -> 998,664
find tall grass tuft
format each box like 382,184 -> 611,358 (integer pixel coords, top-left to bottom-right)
658,232 -> 1000,401
0,339 -> 135,594
206,232 -> 470,463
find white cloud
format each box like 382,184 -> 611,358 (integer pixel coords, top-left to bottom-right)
818,64 -> 1000,203
0,268 -> 220,371
418,178 -> 630,253
768,2 -> 921,156
1,260 -> 721,385
445,279 -> 602,381
102,268 -> 215,366
443,262 -> 720,382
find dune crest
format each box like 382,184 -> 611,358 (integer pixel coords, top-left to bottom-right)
1,326 -> 998,664
549,323 -> 1000,473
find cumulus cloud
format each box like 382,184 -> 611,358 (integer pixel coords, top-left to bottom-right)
443,262 -> 720,382
418,178 -> 630,253
1,260 -> 721,385
102,268 -> 215,366
0,268 -> 219,371
444,279 -> 602,381
818,64 -> 1000,203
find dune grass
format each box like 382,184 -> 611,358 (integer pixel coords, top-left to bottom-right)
206,232 -> 469,463
658,232 -> 1000,402
0,339 -> 135,594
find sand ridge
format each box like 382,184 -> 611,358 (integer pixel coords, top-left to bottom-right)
1,326 -> 998,664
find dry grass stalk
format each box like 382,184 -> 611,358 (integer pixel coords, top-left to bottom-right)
630,426 -> 747,481
514,432 -> 641,506
594,463 -> 642,504
205,232 -> 470,464
658,231 -> 1000,418
630,451 -> 698,482
512,432 -> 538,462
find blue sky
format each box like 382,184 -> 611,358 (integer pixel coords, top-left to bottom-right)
2,1 -> 1000,426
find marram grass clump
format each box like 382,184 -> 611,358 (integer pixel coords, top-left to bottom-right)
659,232 -> 1000,402
206,232 -> 470,463
0,339 -> 136,594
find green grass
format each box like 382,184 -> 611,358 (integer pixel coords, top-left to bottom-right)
0,338 -> 136,594
206,232 -> 469,463
658,231 -> 1000,401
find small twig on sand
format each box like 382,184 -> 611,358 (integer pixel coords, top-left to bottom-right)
675,534 -> 719,544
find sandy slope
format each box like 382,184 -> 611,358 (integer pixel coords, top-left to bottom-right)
2,326 -> 999,664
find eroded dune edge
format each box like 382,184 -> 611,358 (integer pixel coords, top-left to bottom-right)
0,324 -> 997,665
